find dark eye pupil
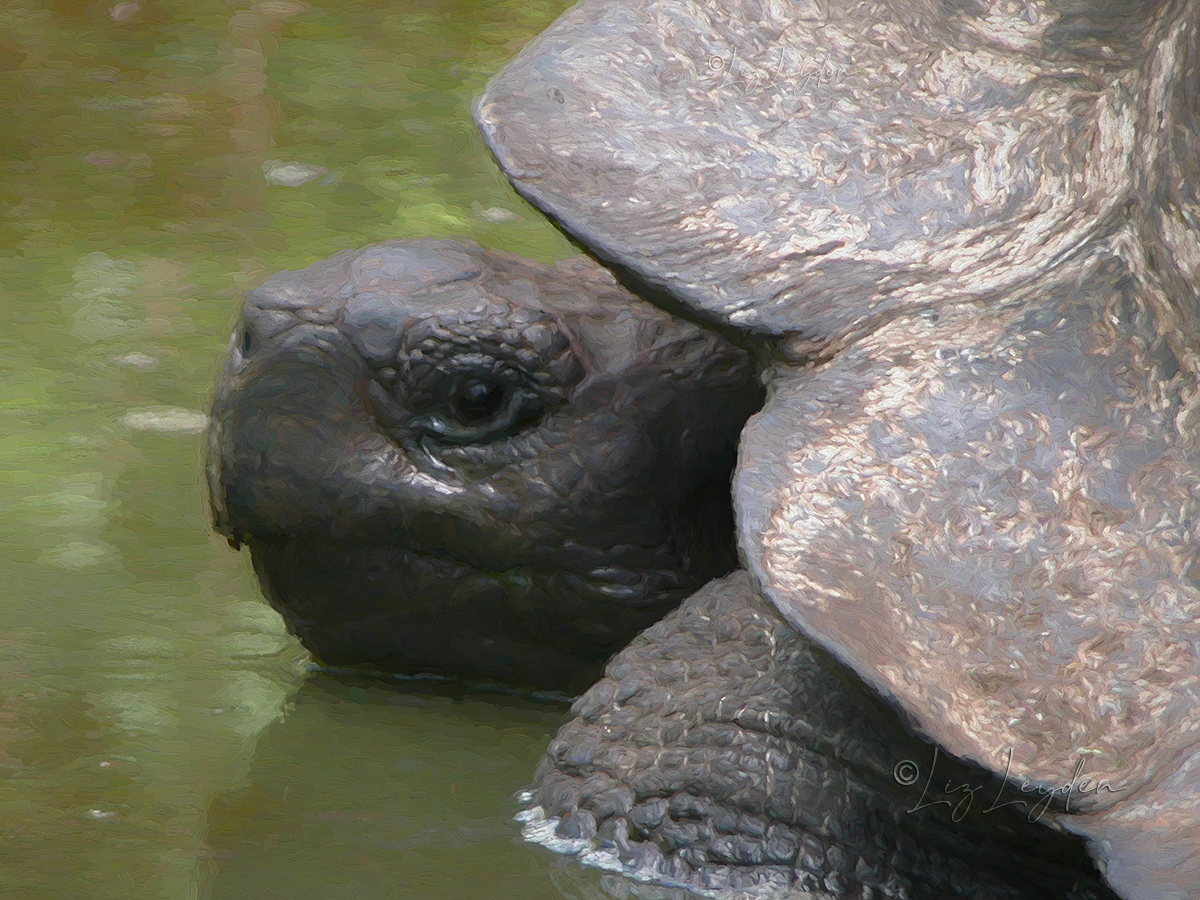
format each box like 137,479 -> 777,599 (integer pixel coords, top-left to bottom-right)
452,379 -> 505,423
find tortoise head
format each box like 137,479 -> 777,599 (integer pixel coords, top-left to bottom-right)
208,239 -> 763,691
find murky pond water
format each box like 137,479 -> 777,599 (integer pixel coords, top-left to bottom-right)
0,1 -> 585,896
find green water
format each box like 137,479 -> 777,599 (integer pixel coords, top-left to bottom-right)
0,1 -> 582,897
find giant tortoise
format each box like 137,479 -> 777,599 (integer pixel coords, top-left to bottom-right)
208,244 -> 1121,899
208,0 -> 1200,895
472,0 -> 1200,896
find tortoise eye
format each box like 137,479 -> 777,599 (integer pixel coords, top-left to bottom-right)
367,357 -> 552,447
450,377 -> 506,425
381,370 -> 545,446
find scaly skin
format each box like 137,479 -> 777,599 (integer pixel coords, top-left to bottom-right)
524,571 -> 1118,900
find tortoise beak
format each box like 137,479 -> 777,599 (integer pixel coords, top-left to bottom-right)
207,326 -> 381,546
206,404 -> 242,550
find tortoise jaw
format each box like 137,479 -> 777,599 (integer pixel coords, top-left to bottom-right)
243,535 -> 664,692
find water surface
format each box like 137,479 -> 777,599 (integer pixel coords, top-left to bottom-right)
0,1 -> 582,896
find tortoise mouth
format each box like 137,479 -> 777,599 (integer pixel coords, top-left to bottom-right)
243,536 -> 688,692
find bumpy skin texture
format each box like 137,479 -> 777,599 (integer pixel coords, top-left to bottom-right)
525,571 -> 1118,900
208,240 -> 762,690
478,0 -> 1200,895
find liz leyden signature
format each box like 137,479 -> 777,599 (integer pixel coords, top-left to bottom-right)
893,748 -> 1126,823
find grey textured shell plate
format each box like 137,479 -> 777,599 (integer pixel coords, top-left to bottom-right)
476,0 -> 1136,338
736,252 -> 1200,823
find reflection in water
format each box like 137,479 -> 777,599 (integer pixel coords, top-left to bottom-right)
0,0 -> 576,897
200,677 -> 566,900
